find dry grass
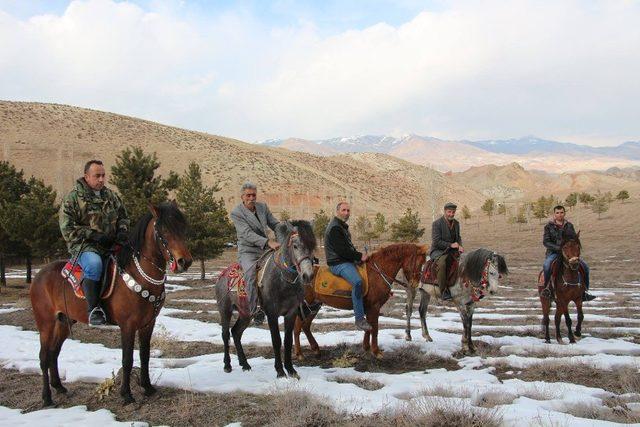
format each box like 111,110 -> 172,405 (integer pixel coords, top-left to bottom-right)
564,401 -> 640,424
330,375 -> 385,391
472,390 -> 517,408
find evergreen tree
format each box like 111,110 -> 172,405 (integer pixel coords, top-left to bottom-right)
481,199 -> 495,217
532,196 -> 549,223
0,177 -> 64,283
578,192 -> 594,207
176,162 -> 233,280
373,212 -> 387,239
591,193 -> 610,219
279,210 -> 291,221
565,192 -> 578,210
0,161 -> 30,286
312,209 -> 330,241
111,147 -> 179,224
497,203 -> 507,216
354,215 -> 377,245
616,190 -> 630,203
462,205 -> 471,224
390,208 -> 425,242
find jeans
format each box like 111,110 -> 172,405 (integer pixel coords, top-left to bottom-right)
543,253 -> 590,289
77,251 -> 104,281
330,263 -> 365,320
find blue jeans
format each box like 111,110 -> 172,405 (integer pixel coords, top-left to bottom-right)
77,251 -> 104,281
330,263 -> 365,320
543,253 -> 590,289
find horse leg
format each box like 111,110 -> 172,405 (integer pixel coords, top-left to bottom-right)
296,312 -> 320,360
541,297 -> 551,344
231,316 -> 252,371
418,290 -> 433,342
119,326 -> 136,404
554,304 -> 564,344
221,315 -> 232,373
38,320 -> 54,407
267,313 -> 286,378
49,320 -> 70,394
458,303 -> 475,355
564,304 -> 575,344
283,314 -> 299,379
466,305 -> 476,353
367,309 -> 382,358
405,287 -> 416,341
294,316 -> 304,360
575,299 -> 584,338
138,320 -> 157,396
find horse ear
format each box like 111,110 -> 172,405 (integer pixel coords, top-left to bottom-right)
576,230 -> 580,238
148,203 -> 160,218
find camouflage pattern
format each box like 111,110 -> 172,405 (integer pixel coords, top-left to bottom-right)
59,178 -> 129,257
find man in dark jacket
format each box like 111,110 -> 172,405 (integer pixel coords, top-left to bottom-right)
430,202 -> 463,301
542,205 -> 594,301
60,160 -> 129,326
324,202 -> 371,331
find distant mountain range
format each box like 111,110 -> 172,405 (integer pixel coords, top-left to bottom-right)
259,135 -> 640,173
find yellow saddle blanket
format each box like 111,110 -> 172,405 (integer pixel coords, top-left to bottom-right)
314,264 -> 369,299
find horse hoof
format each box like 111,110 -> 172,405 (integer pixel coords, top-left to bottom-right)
545,340 -> 551,344
276,371 -> 287,378
423,335 -> 433,342
574,331 -> 582,337
122,394 -> 135,405
241,364 -> 252,371
42,399 -> 54,408
556,339 -> 564,345
144,386 -> 157,397
569,339 -> 576,344
224,366 -> 232,373
405,334 -> 412,342
295,353 -> 305,361
54,385 -> 68,394
288,371 -> 300,380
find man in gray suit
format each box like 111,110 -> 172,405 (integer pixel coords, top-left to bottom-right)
230,182 -> 280,324
430,202 -> 464,301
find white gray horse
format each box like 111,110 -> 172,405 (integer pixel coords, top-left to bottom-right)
215,220 -> 316,378
405,248 -> 508,354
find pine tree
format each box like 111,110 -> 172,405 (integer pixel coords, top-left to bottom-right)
462,205 -> 471,224
0,161 -> 30,286
616,190 -> 629,203
373,212 -> 387,239
390,208 -> 425,242
565,192 -> 578,210
532,196 -> 548,223
279,210 -> 291,221
591,193 -> 610,219
481,199 -> 495,217
312,209 -> 330,241
111,146 -> 179,224
497,203 -> 507,215
0,177 -> 64,283
354,215 -> 377,245
578,192 -> 594,207
176,162 -> 233,280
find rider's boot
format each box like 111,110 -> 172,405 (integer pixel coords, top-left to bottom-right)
355,317 -> 372,331
582,291 -> 596,301
252,306 -> 266,325
83,279 -> 106,326
441,287 -> 452,301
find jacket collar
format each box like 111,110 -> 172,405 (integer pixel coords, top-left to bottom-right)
75,177 -> 105,198
333,216 -> 349,229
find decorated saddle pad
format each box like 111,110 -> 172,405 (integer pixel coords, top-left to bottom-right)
421,256 -> 459,287
61,257 -> 117,300
313,264 -> 369,299
219,263 -> 250,316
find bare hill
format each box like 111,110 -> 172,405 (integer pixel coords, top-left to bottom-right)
0,101 -> 482,218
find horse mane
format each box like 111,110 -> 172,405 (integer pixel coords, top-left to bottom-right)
290,220 -> 317,251
459,248 -> 509,283
371,243 -> 419,260
117,202 -> 187,269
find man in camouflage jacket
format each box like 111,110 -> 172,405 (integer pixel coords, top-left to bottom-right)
60,160 -> 129,325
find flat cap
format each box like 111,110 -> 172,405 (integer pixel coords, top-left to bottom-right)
444,202 -> 457,210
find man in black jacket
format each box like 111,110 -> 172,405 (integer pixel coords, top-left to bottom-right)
430,202 -> 463,301
324,202 -> 371,331
542,205 -> 594,301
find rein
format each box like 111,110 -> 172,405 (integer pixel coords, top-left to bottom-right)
370,247 -> 420,289
272,231 -> 312,285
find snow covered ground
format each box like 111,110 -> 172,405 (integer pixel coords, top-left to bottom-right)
1,272 -> 639,426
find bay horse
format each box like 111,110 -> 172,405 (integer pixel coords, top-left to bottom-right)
408,248 -> 508,354
216,220 -> 316,378
30,202 -> 192,406
293,243 -> 427,359
539,232 -> 585,344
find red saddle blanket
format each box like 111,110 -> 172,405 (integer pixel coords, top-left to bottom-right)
421,256 -> 459,287
219,263 -> 250,316
61,259 -> 116,300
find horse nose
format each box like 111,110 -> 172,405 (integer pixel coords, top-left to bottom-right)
302,271 -> 313,284
178,257 -> 192,271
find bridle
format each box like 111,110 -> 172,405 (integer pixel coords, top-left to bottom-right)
463,255 -> 501,302
273,231 -> 313,284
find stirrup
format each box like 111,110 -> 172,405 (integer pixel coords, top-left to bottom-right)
582,291 -> 596,302
540,287 -> 552,299
88,307 -> 107,326
441,288 -> 452,301
252,307 -> 265,325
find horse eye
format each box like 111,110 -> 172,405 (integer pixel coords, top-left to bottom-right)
293,244 -> 299,249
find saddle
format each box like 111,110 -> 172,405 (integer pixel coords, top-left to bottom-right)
313,264 -> 369,299
61,256 -> 118,300
219,260 -> 269,317
421,254 -> 459,287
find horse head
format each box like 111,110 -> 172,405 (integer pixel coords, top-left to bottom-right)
460,249 -> 508,298
148,201 -> 193,273
486,252 -> 509,296
561,230 -> 581,271
275,220 -> 317,284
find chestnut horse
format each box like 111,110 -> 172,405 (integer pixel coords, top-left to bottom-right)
30,203 -> 192,406
540,232 -> 585,344
294,243 -> 427,359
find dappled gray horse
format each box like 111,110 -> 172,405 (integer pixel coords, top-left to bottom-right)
215,220 -> 316,378
406,248 -> 508,354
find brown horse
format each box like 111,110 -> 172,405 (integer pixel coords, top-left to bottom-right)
294,243 -> 427,359
30,203 -> 192,406
540,232 -> 585,344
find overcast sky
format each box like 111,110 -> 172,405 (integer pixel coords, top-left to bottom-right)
1,0 -> 638,146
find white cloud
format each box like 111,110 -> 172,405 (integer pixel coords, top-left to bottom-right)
1,0 -> 639,145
